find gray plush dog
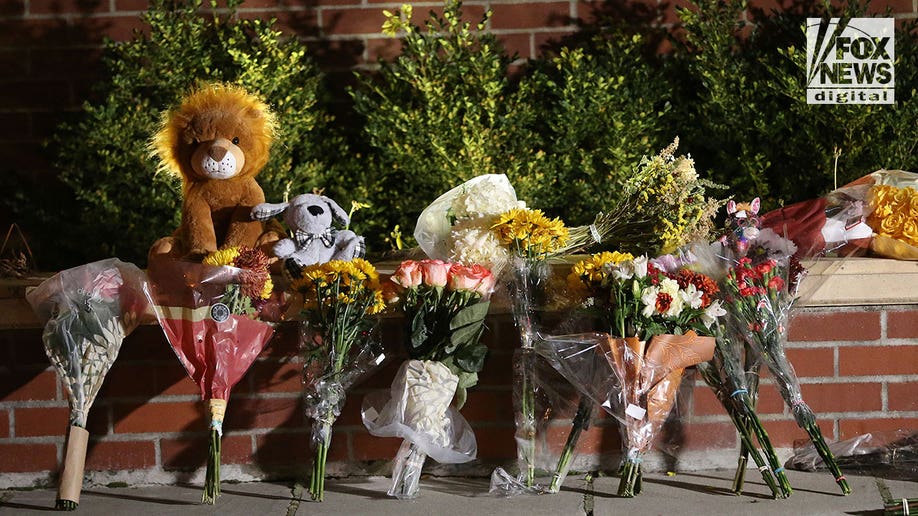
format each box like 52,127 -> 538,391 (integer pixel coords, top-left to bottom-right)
251,194 -> 365,272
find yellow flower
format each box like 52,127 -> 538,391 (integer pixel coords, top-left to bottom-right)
260,276 -> 274,300
492,208 -> 570,257
203,247 -> 241,267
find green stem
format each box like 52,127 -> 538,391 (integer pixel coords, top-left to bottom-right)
202,428 -> 221,504
309,420 -> 333,502
803,421 -> 851,495
737,393 -> 793,497
733,359 -> 761,492
54,500 -> 78,511
617,457 -> 641,497
549,397 -> 593,493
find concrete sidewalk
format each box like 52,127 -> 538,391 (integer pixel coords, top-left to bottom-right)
1,469 -> 915,515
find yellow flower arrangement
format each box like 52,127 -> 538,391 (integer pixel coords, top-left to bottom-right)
567,251 -> 634,294
293,258 -> 386,315
869,184 -> 918,247
492,207 -> 570,260
202,246 -> 274,315
202,247 -> 241,267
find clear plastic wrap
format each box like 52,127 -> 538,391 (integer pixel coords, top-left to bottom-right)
362,360 -> 476,499
293,258 -> 386,501
414,174 -> 523,275
536,331 -> 715,497
26,258 -> 150,510
786,430 -> 917,476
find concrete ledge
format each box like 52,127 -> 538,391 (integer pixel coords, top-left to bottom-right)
799,257 -> 918,307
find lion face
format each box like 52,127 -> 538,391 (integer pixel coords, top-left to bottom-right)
152,83 -> 276,183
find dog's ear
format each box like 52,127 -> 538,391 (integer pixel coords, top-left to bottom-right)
322,196 -> 350,226
251,201 -> 289,221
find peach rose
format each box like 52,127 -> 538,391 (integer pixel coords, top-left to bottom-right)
419,259 -> 451,287
392,260 -> 422,288
448,263 -> 496,300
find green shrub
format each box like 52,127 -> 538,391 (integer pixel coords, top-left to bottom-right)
512,33 -> 672,225
673,0 -> 918,209
349,1 -> 541,246
24,0 -> 343,268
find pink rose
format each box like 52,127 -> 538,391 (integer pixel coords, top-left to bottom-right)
392,260 -> 422,289
419,259 -> 451,287
448,263 -> 496,300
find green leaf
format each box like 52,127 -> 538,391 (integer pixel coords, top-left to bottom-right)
454,342 -> 488,373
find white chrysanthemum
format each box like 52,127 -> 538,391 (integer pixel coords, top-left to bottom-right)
451,176 -> 523,219
447,224 -> 510,273
674,156 -> 698,183
609,261 -> 634,280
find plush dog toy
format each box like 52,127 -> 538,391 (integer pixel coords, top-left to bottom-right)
251,194 -> 365,272
148,83 -> 277,261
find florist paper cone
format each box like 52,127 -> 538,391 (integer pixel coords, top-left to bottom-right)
644,332 -> 716,377
58,425 -> 90,506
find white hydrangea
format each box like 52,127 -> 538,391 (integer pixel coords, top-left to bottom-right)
446,222 -> 510,273
451,175 -> 524,220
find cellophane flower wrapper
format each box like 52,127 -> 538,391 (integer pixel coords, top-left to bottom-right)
536,331 -> 714,497
26,258 -> 149,511
414,174 -> 523,276
301,322 -> 385,491
146,257 -> 274,503
786,430 -> 917,476
362,360 -> 476,499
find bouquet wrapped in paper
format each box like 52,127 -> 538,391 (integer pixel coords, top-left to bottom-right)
293,258 -> 387,501
26,258 -> 149,510
544,252 -> 720,496
362,259 -> 494,499
146,248 -> 275,504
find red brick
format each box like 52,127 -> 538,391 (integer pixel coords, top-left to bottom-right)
788,311 -> 881,342
0,369 -> 57,402
335,392 -> 366,426
490,2 -> 572,30
96,16 -> 149,43
692,385 -> 726,417
29,47 -> 103,80
750,384 -> 789,415
545,422 -> 621,456
760,419 -> 812,447
224,397 -> 302,430
839,418 -> 918,439
0,0 -> 24,16
498,33 -> 533,60
472,425 -> 517,460
677,421 -> 738,450
799,382 -> 882,413
161,435 -> 252,470
113,401 -> 205,434
352,430 -> 402,461
365,37 -> 404,63
866,0 -> 916,15
785,347 -> 834,378
96,363 -> 158,399
0,410 -> 8,438
887,310 -> 918,339
887,382 -> 918,412
321,8 -> 389,35
461,390 -> 513,423
0,443 -> 58,472
254,431 -> 318,465
29,0 -> 112,14
0,112 -> 31,143
360,359 -> 402,389
85,440 -> 156,471
476,351 -> 513,387
114,0 -> 151,11
15,406 -> 108,437
156,364 -> 201,397
839,345 -> 918,376
246,360 -> 302,394
261,324 -> 300,357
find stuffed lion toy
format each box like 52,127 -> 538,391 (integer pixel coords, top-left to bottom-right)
148,83 -> 277,261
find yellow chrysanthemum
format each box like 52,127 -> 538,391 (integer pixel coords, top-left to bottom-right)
260,276 -> 274,300
492,208 -> 570,257
203,247 -> 241,267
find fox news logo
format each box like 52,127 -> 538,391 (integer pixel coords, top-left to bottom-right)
806,18 -> 894,104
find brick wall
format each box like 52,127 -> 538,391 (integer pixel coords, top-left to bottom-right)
1,300 -> 916,488
1,0 -> 917,191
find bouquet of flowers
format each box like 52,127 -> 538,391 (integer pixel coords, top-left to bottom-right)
545,252 -> 721,496
26,259 -> 149,510
722,254 -> 850,494
146,247 -> 275,504
293,258 -> 387,501
362,259 -> 495,499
